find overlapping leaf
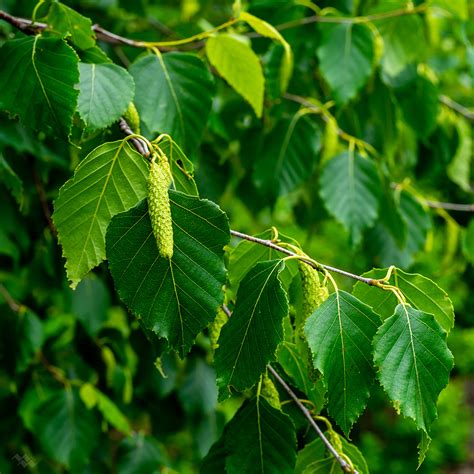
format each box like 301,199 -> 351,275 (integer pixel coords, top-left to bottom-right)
253,115 -> 321,197
295,437 -> 369,474
228,229 -> 299,292
106,193 -> 229,357
225,397 -> 297,474
53,141 -> 149,289
48,1 -> 96,50
373,305 -> 453,432
319,151 -> 381,246
352,267 -> 454,333
215,260 -> 288,398
206,34 -> 264,117
130,52 -> 214,152
240,11 -> 293,92
78,63 -> 135,130
0,36 -> 79,137
317,23 -> 374,104
305,291 -> 380,435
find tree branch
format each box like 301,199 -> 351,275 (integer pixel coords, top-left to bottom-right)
222,303 -> 355,472
229,230 -> 377,286
439,95 -> 474,121
267,365 -> 355,473
424,200 -> 474,212
0,283 -> 21,312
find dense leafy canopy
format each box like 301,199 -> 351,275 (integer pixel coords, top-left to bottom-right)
0,1 -> 472,473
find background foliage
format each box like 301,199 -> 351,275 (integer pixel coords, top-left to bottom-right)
0,0 -> 473,473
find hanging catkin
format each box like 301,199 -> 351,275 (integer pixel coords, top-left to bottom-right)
148,152 -> 173,259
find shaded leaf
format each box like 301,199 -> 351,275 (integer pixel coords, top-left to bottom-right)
319,151 -> 382,246
117,433 -> 167,474
396,74 -> 439,139
0,36 -> 79,137
447,117 -> 472,192
317,22 -> 374,104
373,304 -> 453,432
130,52 -> 214,152
71,275 -> 110,335
31,388 -> 100,470
253,115 -> 321,197
206,34 -> 264,117
215,260 -> 288,398
225,397 -> 296,474
78,63 -> 135,130
106,193 -> 229,357
352,267 -> 454,333
295,437 -> 369,474
305,291 -> 379,435
16,309 -> 43,373
0,153 -> 23,208
48,1 -> 96,50
53,140 -> 148,289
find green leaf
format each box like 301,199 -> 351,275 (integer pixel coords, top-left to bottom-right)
53,140 -> 148,289
305,291 -> 380,435
396,74 -> 439,139
462,219 -> 474,265
447,117 -> 472,192
239,11 -> 293,92
80,383 -> 131,435
225,397 -> 297,474
352,267 -> 454,333
277,341 -> 326,409
215,260 -> 288,398
0,36 -> 79,137
253,115 -> 321,197
106,193 -> 229,357
78,63 -> 135,130
0,153 -> 23,208
317,23 -> 374,104
178,359 -> 218,415
200,435 -> 227,473
71,275 -> 110,336
156,136 -> 199,196
48,1 -> 96,50
130,52 -> 214,152
206,34 -> 264,117
373,304 -> 453,432
295,437 -> 369,474
31,388 -> 100,469
366,189 -> 431,267
16,309 -> 43,373
117,433 -> 167,474
319,151 -> 382,246
378,13 -> 425,76
228,229 -> 299,293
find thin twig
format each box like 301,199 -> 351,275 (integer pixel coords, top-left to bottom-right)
221,303 -> 354,472
439,95 -> 474,121
275,4 -> 426,30
425,200 -> 474,212
283,93 -> 377,154
229,230 -> 376,286
118,118 -> 150,156
267,365 -> 355,473
33,167 -> 57,236
0,283 -> 21,312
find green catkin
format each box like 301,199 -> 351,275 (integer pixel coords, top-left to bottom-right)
261,373 -> 281,410
148,153 -> 174,259
298,260 -> 329,320
123,102 -> 141,134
